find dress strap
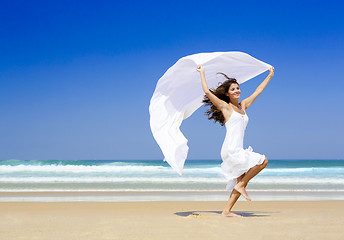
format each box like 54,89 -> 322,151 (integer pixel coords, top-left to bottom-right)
240,102 -> 248,115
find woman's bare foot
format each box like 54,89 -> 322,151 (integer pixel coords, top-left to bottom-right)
221,211 -> 243,217
234,183 -> 251,201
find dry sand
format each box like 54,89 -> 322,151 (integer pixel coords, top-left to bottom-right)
1,201 -> 343,240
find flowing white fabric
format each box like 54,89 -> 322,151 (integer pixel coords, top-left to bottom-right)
149,51 -> 271,175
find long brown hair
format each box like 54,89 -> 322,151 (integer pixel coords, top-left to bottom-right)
202,73 -> 239,126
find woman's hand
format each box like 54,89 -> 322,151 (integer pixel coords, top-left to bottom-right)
196,65 -> 204,74
269,66 -> 275,76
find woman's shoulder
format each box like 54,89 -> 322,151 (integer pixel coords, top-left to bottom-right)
221,104 -> 234,123
221,103 -> 233,113
239,101 -> 247,110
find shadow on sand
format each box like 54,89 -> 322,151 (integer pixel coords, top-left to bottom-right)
174,210 -> 272,218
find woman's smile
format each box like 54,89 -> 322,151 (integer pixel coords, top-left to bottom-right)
233,92 -> 240,97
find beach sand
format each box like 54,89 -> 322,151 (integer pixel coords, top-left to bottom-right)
1,201 -> 343,240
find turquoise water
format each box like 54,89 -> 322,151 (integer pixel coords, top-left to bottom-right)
1,159 -> 343,193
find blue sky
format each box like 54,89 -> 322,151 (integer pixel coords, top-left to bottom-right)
0,0 -> 343,160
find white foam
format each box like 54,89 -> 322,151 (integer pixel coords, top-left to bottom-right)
251,177 -> 344,184
0,164 -> 168,173
0,164 -> 221,174
0,176 -> 227,183
263,167 -> 344,173
0,188 -> 343,192
1,165 -> 343,176
1,176 -> 344,184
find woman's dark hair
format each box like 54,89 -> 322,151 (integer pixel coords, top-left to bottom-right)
202,72 -> 239,126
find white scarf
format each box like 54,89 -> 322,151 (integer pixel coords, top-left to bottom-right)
149,51 -> 272,175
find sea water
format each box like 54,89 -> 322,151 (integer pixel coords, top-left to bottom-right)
0,159 -> 343,201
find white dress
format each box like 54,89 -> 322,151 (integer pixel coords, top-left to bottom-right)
221,110 -> 266,191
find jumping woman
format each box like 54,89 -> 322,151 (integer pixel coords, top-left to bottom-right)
196,65 -> 274,217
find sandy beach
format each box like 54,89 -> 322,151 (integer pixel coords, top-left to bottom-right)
1,200 -> 343,240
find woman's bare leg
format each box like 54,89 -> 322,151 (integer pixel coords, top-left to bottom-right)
234,158 -> 268,201
221,174 -> 246,217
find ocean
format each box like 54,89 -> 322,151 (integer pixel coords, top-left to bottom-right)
1,159 -> 343,202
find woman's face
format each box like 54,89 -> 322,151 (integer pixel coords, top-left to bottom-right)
227,83 -> 241,99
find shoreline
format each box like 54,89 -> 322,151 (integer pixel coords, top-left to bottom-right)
1,190 -> 344,202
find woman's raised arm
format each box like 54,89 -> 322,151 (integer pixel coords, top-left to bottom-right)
241,67 -> 274,109
197,65 -> 227,110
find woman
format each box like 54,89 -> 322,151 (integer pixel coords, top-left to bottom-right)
197,64 -> 274,217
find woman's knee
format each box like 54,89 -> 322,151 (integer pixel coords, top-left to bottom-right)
261,158 -> 268,168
